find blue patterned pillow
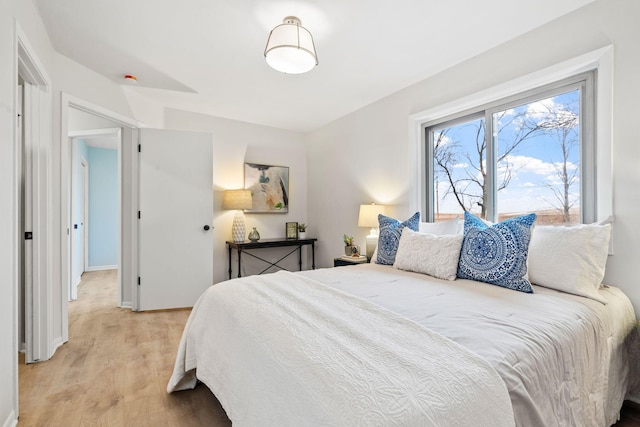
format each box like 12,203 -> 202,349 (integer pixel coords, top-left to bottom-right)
376,212 -> 420,265
457,212 -> 536,293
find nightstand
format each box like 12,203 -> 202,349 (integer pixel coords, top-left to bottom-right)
334,256 -> 369,267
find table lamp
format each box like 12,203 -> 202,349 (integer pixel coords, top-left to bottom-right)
222,189 -> 253,243
358,203 -> 387,260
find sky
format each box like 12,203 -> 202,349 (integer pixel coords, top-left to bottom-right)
432,89 -> 580,219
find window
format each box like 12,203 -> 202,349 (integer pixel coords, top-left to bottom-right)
425,72 -> 595,225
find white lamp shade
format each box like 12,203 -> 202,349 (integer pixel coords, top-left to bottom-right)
358,203 -> 387,228
265,16 -> 318,74
222,189 -> 253,210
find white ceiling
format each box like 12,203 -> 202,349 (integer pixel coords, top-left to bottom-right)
35,0 -> 594,133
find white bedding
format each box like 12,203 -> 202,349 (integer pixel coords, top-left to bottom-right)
299,264 -> 638,427
168,270 -> 515,426
168,264 -> 638,426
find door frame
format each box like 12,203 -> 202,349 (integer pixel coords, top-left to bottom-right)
68,128 -> 121,302
82,157 -> 89,274
60,94 -> 142,342
69,146 -> 90,301
15,22 -> 52,369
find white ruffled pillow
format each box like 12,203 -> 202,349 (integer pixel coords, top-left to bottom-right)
393,228 -> 463,281
372,217 -> 461,264
527,223 -> 612,304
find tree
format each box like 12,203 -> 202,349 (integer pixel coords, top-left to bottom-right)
433,110 -> 548,219
537,103 -> 579,224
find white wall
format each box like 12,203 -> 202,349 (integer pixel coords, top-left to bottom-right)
86,147 -> 118,269
164,108 -> 308,284
307,0 -> 640,316
0,0 -> 56,424
0,4 -> 18,423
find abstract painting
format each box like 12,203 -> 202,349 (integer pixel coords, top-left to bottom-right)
244,163 -> 289,213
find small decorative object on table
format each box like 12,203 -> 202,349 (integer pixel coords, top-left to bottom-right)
248,227 -> 260,242
334,254 -> 368,267
298,223 -> 307,239
286,222 -> 298,239
343,234 -> 360,256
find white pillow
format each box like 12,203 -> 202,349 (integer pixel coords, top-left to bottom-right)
393,228 -> 463,281
527,223 -> 612,304
372,217 -> 462,264
419,217 -> 462,235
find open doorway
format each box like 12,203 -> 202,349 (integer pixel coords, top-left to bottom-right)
60,94 -> 142,347
68,110 -> 122,304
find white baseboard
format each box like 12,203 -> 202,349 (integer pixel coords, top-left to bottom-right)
119,301 -> 132,309
50,336 -> 65,359
86,265 -> 117,272
2,410 -> 17,427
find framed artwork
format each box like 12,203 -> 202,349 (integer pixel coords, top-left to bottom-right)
286,222 -> 298,239
244,163 -> 289,213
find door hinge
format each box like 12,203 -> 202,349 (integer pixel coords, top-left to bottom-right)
137,277 -> 141,286
138,211 -> 141,219
25,231 -> 32,240
138,144 -> 141,153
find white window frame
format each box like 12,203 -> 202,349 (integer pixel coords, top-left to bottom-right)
409,46 -> 614,243
423,72 -> 595,224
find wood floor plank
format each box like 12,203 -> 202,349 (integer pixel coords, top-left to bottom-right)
19,270 -> 231,426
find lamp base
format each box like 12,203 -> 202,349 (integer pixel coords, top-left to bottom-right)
365,233 -> 378,261
232,211 -> 246,243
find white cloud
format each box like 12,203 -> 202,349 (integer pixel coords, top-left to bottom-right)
526,98 -> 578,127
434,132 -> 453,146
526,98 -> 557,119
500,154 -> 577,177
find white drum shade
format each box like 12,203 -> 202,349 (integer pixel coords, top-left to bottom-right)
264,16 -> 318,74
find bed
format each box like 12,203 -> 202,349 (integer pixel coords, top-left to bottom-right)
168,263 -> 639,426
168,264 -> 635,426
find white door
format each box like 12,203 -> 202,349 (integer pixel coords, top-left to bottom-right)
138,129 -> 213,310
70,152 -> 87,301
22,82 -> 49,363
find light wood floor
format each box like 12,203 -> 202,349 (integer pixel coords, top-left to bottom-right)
18,270 -> 232,426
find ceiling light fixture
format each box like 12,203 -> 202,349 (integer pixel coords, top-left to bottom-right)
264,16 -> 318,74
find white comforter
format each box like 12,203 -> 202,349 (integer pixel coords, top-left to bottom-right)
299,264 -> 638,427
168,270 -> 515,427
